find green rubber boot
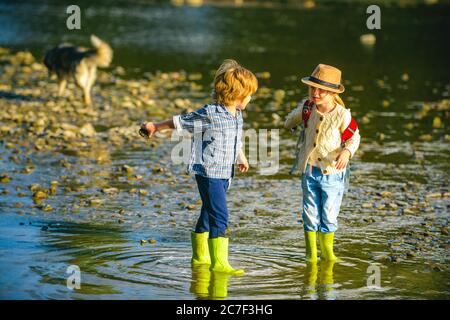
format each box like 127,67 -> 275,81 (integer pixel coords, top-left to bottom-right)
191,232 -> 211,265
318,232 -> 337,261
304,230 -> 318,263
208,237 -> 244,276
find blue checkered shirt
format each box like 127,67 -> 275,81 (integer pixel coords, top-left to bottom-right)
173,104 -> 243,179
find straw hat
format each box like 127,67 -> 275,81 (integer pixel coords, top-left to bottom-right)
301,64 -> 345,93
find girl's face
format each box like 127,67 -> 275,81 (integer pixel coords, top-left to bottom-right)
237,95 -> 252,110
309,86 -> 334,105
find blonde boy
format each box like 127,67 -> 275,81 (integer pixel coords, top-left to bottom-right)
141,59 -> 257,275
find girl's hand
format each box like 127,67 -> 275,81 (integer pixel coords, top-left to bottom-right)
141,122 -> 157,138
238,157 -> 249,173
335,149 -> 351,170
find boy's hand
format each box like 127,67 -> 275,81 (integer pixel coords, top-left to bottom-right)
238,160 -> 249,173
237,150 -> 249,173
140,122 -> 157,138
335,149 -> 351,170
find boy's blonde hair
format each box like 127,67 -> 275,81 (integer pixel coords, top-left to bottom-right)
213,59 -> 258,106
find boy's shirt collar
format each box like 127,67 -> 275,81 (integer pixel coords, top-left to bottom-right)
215,103 -> 241,118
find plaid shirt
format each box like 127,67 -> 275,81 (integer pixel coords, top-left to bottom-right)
173,104 -> 243,179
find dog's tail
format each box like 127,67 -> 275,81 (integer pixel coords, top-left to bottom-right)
90,35 -> 113,68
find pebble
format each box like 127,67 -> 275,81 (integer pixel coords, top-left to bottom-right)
388,202 -> 398,210
79,123 -> 97,137
89,199 -> 102,206
257,71 -> 271,79
432,116 -> 442,128
361,116 -> 370,124
274,89 -> 285,102
403,208 -> 416,215
426,192 -> 441,199
419,134 -> 433,142
139,189 -> 149,196
406,251 -> 416,258
20,167 -> 35,174
37,204 -> 53,212
379,191 -> 392,198
102,187 -> 119,194
121,165 -> 134,174
360,34 -> 376,46
404,123 -> 414,130
33,190 -> 48,200
152,166 -> 166,174
0,173 -> 11,183
401,73 -> 409,82
186,204 -> 196,210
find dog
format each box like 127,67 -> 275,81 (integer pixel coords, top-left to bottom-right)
44,35 -> 113,106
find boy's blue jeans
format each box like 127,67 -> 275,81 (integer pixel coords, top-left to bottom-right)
194,174 -> 230,238
301,164 -> 346,233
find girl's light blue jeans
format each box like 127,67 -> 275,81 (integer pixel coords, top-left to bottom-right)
301,164 -> 346,233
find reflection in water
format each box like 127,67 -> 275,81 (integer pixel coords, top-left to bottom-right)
303,261 -> 336,300
190,265 -> 211,298
190,265 -> 232,300
304,262 -> 318,299
319,260 -> 336,300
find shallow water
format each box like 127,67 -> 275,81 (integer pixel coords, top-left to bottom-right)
0,0 -> 449,300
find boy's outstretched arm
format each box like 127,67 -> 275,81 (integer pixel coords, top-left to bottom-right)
141,119 -> 175,138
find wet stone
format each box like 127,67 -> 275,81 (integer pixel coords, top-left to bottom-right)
102,187 -> 119,194
121,165 -> 134,174
0,173 -> 11,183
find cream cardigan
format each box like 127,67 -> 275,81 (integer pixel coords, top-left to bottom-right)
284,99 -> 360,175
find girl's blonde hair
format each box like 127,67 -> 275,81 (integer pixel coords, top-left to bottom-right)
334,94 -> 345,107
212,59 -> 258,106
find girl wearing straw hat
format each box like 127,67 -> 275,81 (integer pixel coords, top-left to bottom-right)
284,64 -> 361,263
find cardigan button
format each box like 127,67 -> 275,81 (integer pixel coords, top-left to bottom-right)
313,143 -> 317,147
320,117 -> 324,121
323,169 -> 328,174
316,129 -> 319,133
318,158 -> 322,161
